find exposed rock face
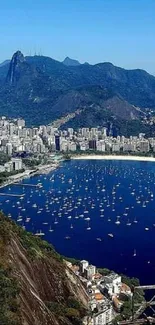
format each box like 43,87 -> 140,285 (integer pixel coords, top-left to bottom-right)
0,214 -> 88,325
6,51 -> 25,84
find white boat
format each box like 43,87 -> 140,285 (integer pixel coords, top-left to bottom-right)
35,230 -> 45,236
17,217 -> 23,222
32,203 -> 37,208
133,249 -> 137,257
108,233 -> 114,238
115,217 -> 120,225
26,217 -> 31,222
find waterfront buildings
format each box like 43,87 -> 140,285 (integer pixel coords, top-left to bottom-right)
66,259 -> 132,325
0,116 -> 155,174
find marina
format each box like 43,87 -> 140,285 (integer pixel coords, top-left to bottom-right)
1,158 -> 155,284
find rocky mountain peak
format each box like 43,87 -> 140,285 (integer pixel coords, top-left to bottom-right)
6,50 -> 25,84
63,56 -> 81,66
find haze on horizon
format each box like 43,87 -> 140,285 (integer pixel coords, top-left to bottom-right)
0,0 -> 155,75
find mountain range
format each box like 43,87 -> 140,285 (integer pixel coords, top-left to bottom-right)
0,51 -> 155,135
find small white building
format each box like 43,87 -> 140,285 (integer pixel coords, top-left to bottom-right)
99,273 -> 122,297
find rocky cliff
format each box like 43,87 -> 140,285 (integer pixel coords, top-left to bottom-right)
0,213 -> 88,325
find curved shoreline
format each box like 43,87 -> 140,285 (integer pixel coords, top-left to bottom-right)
72,154 -> 155,162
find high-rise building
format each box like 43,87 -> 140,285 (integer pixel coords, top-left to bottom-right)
89,140 -> 96,150
6,143 -> 13,155
55,135 -> 60,151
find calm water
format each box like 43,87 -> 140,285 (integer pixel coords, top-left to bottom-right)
1,159 -> 155,284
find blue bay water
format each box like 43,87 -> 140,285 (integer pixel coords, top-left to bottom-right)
1,159 -> 155,284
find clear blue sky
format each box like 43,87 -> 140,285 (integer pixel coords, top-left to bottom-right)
1,0 -> 155,74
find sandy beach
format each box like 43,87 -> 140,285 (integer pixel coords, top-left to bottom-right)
72,154 -> 155,162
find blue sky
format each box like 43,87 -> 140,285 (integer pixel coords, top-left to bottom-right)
0,0 -> 155,74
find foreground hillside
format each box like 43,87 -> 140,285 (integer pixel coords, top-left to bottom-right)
0,213 -> 88,325
0,51 -> 155,133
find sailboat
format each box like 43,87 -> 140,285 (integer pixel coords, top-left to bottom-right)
86,221 -> 91,230
126,219 -> 131,226
54,218 -> 58,224
115,217 -> 120,225
49,226 -> 54,232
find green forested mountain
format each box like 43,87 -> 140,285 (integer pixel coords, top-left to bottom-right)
0,51 -> 155,133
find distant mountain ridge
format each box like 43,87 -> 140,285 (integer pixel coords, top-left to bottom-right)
0,50 -> 155,135
0,59 -> 10,67
63,56 -> 81,66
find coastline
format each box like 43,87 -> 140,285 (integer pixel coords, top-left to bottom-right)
72,154 -> 155,162
0,162 -> 60,190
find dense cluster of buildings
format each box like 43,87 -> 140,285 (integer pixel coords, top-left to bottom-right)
0,116 -> 155,173
54,128 -> 155,154
66,259 -> 132,325
0,117 -> 154,159
0,117 -> 47,156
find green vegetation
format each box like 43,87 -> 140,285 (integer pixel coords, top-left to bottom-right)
1,51 -> 155,131
115,275 -> 145,322
0,213 -> 85,324
0,267 -> 21,325
0,169 -> 25,185
63,153 -> 71,160
62,255 -> 80,265
0,153 -> 10,165
22,158 -> 41,168
0,213 -> 21,325
97,267 -> 112,276
46,296 -> 84,325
